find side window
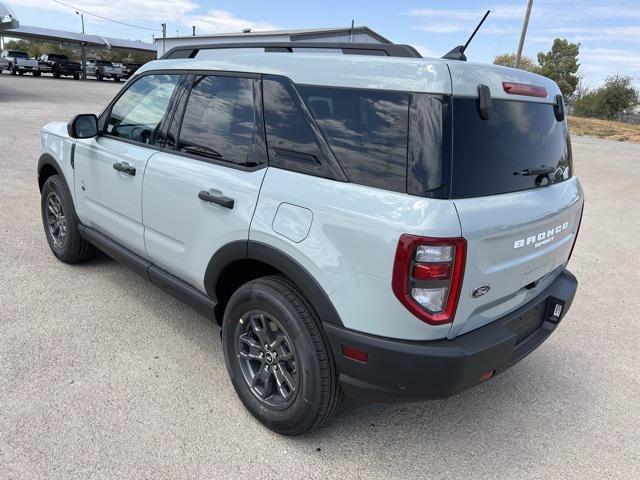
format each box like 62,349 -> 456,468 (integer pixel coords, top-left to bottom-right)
298,85 -> 409,192
106,74 -> 181,145
263,77 -> 341,179
177,75 -> 264,166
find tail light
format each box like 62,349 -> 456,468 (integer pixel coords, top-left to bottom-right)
568,203 -> 584,263
392,235 -> 466,325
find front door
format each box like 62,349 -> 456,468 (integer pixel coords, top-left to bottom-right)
74,73 -> 183,256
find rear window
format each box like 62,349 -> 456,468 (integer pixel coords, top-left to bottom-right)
9,51 -> 28,58
298,86 -> 409,192
451,98 -> 572,198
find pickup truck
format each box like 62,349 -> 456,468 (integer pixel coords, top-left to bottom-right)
38,54 -> 81,80
0,50 -> 40,76
122,62 -> 143,78
85,60 -> 123,82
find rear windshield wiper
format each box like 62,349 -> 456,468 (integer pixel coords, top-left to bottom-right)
513,166 -> 556,176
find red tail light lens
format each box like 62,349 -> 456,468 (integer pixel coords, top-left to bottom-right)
502,81 -> 548,98
392,235 -> 466,325
568,203 -> 584,264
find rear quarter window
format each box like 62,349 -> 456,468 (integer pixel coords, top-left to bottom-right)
298,85 -> 409,192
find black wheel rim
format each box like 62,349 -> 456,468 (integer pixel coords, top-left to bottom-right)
45,192 -> 67,249
235,311 -> 299,409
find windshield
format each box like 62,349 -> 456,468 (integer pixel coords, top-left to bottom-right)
450,98 -> 572,198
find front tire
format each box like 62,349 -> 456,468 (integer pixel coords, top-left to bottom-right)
222,276 -> 341,435
9,65 -> 16,75
41,175 -> 96,264
33,71 -> 41,77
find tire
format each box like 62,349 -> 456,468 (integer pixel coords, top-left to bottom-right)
73,73 -> 80,80
9,65 -> 16,75
113,76 -> 120,82
41,175 -> 96,264
18,71 -> 24,76
33,71 -> 41,77
222,276 -> 342,436
96,72 -> 103,81
53,68 -> 60,79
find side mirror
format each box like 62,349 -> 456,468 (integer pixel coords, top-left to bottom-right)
68,114 -> 98,139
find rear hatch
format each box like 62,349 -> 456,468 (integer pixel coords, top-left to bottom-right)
445,62 -> 583,338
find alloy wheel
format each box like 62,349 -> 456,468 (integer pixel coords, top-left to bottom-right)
45,192 -> 67,249
236,311 -> 299,409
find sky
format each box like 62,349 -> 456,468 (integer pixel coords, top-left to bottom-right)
4,0 -> 640,88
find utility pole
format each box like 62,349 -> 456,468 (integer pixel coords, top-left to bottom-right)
161,22 -> 167,56
515,0 -> 533,68
76,11 -> 87,80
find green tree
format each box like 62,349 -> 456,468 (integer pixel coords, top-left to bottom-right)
493,53 -> 539,73
574,74 -> 639,119
537,38 -> 580,100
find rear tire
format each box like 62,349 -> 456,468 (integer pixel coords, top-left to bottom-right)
222,276 -> 342,436
113,76 -> 120,82
41,175 -> 96,264
33,71 -> 41,77
73,73 -> 80,80
96,72 -> 103,81
9,65 -> 16,75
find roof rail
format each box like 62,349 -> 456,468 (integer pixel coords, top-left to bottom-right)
159,42 -> 422,60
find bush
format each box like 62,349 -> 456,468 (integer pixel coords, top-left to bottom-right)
574,75 -> 639,120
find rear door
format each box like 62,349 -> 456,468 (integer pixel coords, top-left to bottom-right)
142,73 -> 267,291
73,73 -> 183,256
446,65 -> 584,337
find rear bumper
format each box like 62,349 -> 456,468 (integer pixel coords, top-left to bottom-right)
324,269 -> 577,402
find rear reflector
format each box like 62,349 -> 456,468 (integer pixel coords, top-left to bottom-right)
502,81 -> 548,98
342,345 -> 368,363
478,370 -> 495,383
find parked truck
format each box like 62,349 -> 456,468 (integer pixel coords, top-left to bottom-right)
37,54 -> 82,80
85,60 -> 123,82
0,50 -> 40,76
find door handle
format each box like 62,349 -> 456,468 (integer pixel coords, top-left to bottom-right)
198,190 -> 235,209
113,162 -> 136,176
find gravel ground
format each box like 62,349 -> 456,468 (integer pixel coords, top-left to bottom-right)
1,74 -> 639,479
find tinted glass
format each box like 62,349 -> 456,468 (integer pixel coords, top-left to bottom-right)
106,74 -> 181,145
407,94 -> 451,198
451,98 -> 572,198
178,75 -> 259,166
298,86 -> 409,192
9,51 -> 28,58
263,77 -> 339,179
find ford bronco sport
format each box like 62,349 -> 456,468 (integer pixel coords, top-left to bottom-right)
37,42 -> 583,435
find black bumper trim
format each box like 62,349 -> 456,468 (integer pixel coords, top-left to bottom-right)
324,270 -> 577,403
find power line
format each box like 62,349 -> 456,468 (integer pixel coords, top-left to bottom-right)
52,0 -> 162,32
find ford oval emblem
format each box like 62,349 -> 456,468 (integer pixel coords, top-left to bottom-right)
471,284 -> 491,298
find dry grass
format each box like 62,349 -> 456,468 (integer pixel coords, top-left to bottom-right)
568,116 -> 640,143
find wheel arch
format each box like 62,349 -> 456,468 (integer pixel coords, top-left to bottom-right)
37,153 -> 68,193
204,240 -> 344,328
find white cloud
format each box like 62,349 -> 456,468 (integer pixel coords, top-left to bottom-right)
183,9 -> 275,33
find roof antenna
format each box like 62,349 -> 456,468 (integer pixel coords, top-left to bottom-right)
350,19 -> 354,43
442,10 -> 490,61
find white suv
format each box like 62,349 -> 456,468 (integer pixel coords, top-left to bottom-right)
37,43 -> 583,435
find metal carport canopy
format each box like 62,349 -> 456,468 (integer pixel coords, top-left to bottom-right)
0,25 -> 155,53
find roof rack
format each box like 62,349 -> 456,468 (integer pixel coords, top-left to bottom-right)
159,42 -> 422,60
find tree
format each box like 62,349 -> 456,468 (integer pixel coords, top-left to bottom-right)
573,74 -> 639,119
493,53 -> 539,73
537,38 -> 580,100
